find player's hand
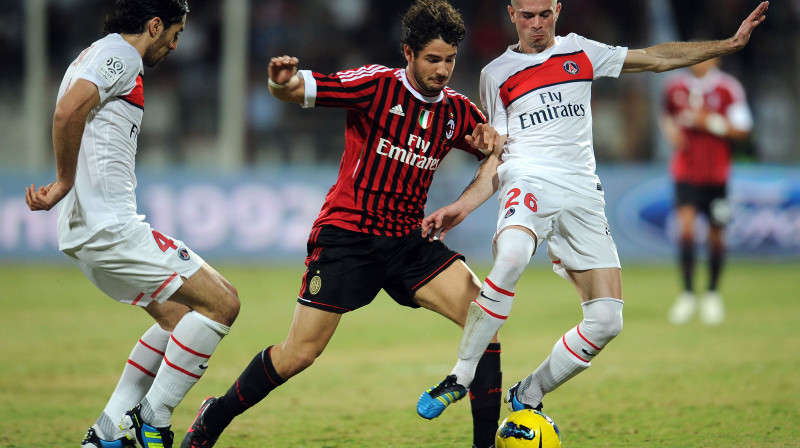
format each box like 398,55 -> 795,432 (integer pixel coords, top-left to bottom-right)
465,123 -> 500,156
421,203 -> 469,242
268,55 -> 299,85
25,181 -> 71,211
730,1 -> 768,50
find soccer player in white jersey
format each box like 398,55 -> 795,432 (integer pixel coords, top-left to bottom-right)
417,0 -> 768,418
25,2 -> 239,447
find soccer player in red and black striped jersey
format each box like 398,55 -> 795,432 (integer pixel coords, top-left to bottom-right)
662,56 -> 753,326
181,1 -> 503,447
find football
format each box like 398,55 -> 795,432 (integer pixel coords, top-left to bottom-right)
495,409 -> 562,448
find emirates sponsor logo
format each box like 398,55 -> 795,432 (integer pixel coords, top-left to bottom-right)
375,136 -> 440,171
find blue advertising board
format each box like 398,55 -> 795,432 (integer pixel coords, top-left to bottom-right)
2,164 -> 799,264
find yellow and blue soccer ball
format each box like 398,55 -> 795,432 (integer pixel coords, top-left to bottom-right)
495,409 -> 562,448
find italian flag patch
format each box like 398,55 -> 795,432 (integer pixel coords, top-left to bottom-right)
418,110 -> 434,129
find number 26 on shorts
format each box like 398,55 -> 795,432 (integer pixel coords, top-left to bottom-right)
505,188 -> 538,212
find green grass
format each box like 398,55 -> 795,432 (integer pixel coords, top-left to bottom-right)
1,261 -> 799,447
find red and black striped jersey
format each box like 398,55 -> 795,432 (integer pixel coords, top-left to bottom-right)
301,65 -> 487,237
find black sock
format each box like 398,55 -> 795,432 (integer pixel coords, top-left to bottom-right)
679,239 -> 695,292
709,247 -> 724,292
205,346 -> 286,435
470,342 -> 502,448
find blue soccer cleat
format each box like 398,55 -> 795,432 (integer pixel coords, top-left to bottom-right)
81,427 -> 136,448
505,381 -> 543,412
120,404 -> 174,448
417,374 -> 468,419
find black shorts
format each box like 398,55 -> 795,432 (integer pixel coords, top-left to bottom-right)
297,225 -> 465,314
675,182 -> 729,226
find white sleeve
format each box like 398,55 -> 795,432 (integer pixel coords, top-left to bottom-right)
573,34 -> 628,79
77,44 -> 140,103
480,67 -> 508,136
297,69 -> 316,108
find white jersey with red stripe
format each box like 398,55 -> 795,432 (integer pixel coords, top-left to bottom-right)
481,33 -> 628,199
56,33 -> 145,250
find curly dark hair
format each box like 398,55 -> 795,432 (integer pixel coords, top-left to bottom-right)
401,0 -> 466,56
102,0 -> 189,36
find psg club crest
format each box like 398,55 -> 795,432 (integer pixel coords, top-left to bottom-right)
505,207 -> 516,218
178,248 -> 190,260
563,60 -> 580,75
418,110 -> 434,129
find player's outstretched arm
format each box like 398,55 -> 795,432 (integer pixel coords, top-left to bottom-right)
421,147 -> 503,241
622,1 -> 768,73
268,55 -> 305,103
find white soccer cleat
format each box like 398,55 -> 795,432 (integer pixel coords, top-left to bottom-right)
700,292 -> 725,326
668,292 -> 696,325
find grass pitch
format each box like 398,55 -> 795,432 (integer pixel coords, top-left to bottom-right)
1,261 -> 798,447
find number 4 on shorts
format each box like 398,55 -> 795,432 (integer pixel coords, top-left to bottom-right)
152,229 -> 178,252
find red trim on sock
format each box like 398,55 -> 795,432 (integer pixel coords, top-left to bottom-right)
126,359 -> 157,378
163,355 -> 202,379
171,334 -> 211,358
576,325 -> 602,351
484,278 -> 514,297
262,346 -> 282,386
561,334 -> 590,363
138,339 -> 166,356
474,300 -> 508,320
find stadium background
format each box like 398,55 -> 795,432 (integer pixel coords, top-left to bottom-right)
1,0 -> 798,265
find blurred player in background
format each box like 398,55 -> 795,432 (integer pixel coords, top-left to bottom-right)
180,1 -> 504,447
662,56 -> 753,326
25,1 -> 240,447
417,0 -> 767,418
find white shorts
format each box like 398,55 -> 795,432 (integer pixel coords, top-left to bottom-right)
63,221 -> 205,307
494,177 -> 620,278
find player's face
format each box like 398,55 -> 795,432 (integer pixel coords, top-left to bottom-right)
143,19 -> 185,67
508,0 -> 560,54
404,39 -> 457,97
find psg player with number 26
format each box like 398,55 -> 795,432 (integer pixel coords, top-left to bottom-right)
181,1 -> 504,447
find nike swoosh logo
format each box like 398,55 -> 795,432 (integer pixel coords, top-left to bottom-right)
480,292 -> 500,302
507,82 -> 520,93
581,349 -> 593,356
198,363 -> 209,370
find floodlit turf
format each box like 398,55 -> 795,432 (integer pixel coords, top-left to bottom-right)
1,261 -> 798,447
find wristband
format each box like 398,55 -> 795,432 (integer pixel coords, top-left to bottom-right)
704,113 -> 729,137
268,78 -> 288,89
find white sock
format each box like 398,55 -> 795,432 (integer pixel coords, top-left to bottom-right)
451,228 -> 534,387
518,298 -> 623,407
141,311 -> 230,427
95,323 -> 170,439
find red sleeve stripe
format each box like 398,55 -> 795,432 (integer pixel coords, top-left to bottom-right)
127,359 -> 157,378
138,339 -> 166,356
170,335 -> 212,359
163,356 -> 202,379
474,300 -> 508,320
500,51 -> 593,107
131,292 -> 145,306
485,278 -> 514,297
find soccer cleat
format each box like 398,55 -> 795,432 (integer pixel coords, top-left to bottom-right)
120,404 -> 174,448
668,291 -> 696,325
505,382 -> 542,412
700,291 -> 725,326
81,427 -> 136,448
416,374 -> 467,419
180,397 -> 221,448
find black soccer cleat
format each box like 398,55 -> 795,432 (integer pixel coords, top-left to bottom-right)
180,396 -> 221,448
